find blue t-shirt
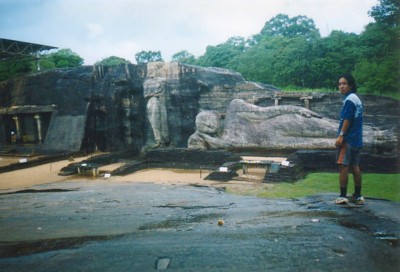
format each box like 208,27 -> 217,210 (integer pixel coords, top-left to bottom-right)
338,92 -> 363,147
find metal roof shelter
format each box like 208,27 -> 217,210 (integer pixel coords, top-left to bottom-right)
0,38 -> 58,60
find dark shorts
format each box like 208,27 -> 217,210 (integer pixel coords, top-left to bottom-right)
336,143 -> 362,166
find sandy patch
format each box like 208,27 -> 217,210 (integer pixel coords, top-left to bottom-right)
0,155 -> 276,194
0,156 -> 90,190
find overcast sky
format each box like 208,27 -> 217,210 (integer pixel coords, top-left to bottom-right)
0,0 -> 378,65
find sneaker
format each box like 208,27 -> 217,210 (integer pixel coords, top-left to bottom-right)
334,197 -> 349,204
350,195 -> 365,205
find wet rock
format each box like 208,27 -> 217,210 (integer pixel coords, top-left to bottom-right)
0,183 -> 398,271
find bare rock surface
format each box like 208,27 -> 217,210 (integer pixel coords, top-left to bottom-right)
0,181 -> 398,271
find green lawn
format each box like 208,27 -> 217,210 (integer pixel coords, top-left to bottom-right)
282,88 -> 400,100
256,173 -> 400,202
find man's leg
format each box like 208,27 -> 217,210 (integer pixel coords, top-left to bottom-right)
351,166 -> 362,190
334,164 -> 350,204
336,143 -> 350,203
350,165 -> 364,204
350,147 -> 362,198
339,164 -> 349,197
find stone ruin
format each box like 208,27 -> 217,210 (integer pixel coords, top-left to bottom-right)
0,62 -> 399,176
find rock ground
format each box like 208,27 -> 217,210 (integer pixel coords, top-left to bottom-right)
0,158 -> 399,271
0,181 -> 399,271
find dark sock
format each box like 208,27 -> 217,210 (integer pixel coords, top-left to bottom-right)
354,186 -> 362,197
340,187 -> 347,197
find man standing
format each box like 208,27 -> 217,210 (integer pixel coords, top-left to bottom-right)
335,74 -> 365,205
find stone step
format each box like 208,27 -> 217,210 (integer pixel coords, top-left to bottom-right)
263,164 -> 304,183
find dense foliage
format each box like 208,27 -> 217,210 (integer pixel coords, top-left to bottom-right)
45,48 -> 84,69
171,50 -> 196,64
0,48 -> 84,81
174,0 -> 399,96
134,50 -> 163,64
95,56 -> 131,66
0,56 -> 32,81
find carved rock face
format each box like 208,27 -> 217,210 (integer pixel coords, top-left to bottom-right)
221,99 -> 339,149
188,99 -> 398,151
196,111 -> 219,135
0,62 -> 398,154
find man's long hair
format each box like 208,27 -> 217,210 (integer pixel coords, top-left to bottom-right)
338,73 -> 357,93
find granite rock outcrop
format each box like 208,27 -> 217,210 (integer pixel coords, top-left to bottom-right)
188,99 -> 397,152
0,62 -> 276,152
0,62 -> 398,159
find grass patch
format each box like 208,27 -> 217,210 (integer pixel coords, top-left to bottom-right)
282,87 -> 333,93
282,87 -> 400,100
256,173 -> 400,202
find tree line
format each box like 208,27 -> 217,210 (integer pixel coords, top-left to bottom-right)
1,0 -> 398,97
173,0 -> 399,96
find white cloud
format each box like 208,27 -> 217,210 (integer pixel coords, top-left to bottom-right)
86,23 -> 104,39
73,40 -> 141,64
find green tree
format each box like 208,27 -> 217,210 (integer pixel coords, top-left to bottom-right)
37,56 -> 56,70
227,14 -> 322,88
310,31 -> 359,88
0,48 -> 84,81
353,54 -> 400,94
357,23 -> 396,60
257,14 -> 320,41
0,56 -> 32,81
271,36 -> 314,87
172,50 -> 196,64
196,36 -> 247,68
135,50 -> 163,64
95,56 -> 131,66
229,37 -> 276,84
353,0 -> 400,94
369,0 -> 400,27
229,35 -> 313,87
47,48 -> 84,68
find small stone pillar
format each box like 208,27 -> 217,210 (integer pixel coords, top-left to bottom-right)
242,163 -> 248,174
12,115 -> 21,142
300,96 -> 313,109
272,96 -> 282,106
34,114 -> 43,143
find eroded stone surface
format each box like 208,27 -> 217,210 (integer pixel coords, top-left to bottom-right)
0,182 -> 398,271
1,62 -> 398,155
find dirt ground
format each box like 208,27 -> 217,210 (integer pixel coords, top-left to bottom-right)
0,154 -> 273,194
